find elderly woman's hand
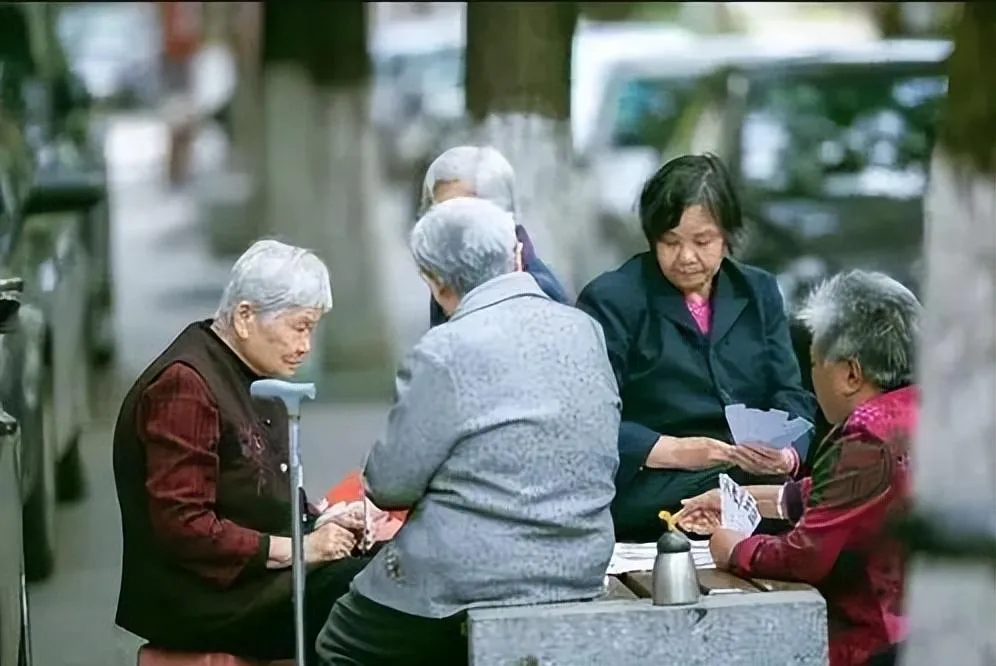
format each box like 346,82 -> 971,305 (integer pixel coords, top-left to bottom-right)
728,444 -> 795,476
305,522 -> 357,563
674,489 -> 722,535
647,436 -> 735,470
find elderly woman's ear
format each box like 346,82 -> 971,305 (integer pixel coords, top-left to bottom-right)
231,301 -> 255,340
515,242 -> 524,272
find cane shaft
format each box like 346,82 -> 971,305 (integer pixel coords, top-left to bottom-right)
289,418 -> 307,665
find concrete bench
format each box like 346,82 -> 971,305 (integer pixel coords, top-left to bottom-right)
467,570 -> 828,665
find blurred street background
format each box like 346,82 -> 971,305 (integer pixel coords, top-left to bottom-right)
0,2 -> 985,665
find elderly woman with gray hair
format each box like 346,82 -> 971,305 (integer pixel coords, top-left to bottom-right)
420,145 -> 570,326
113,240 -> 369,664
316,197 -> 621,666
678,270 -> 921,666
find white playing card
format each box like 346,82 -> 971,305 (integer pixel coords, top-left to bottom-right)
724,404 -> 748,444
719,473 -> 762,534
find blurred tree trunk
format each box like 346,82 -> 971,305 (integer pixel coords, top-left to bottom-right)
465,1 -> 594,292
869,2 -> 905,37
201,2 -> 263,258
261,2 -> 393,398
903,4 -> 996,664
866,2 -> 960,38
227,2 -> 262,176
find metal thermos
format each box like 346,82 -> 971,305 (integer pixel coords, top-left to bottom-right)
651,529 -> 701,606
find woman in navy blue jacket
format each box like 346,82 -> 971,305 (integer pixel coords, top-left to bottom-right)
419,146 -> 570,327
577,154 -> 817,542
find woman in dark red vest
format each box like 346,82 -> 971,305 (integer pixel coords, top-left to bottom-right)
113,240 -> 367,663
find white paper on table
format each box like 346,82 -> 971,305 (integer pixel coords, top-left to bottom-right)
719,474 -> 762,534
606,542 -> 657,575
606,541 -> 715,574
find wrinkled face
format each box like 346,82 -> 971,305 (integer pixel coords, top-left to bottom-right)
231,304 -> 323,378
654,204 -> 726,295
810,348 -> 864,424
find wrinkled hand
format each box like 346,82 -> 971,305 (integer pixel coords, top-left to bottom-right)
674,489 -> 722,535
676,506 -> 721,535
729,444 -> 793,476
305,522 -> 357,563
709,528 -> 748,570
653,437 -> 735,470
315,500 -> 394,551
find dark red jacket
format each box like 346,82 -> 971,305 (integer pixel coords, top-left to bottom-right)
731,386 -> 916,666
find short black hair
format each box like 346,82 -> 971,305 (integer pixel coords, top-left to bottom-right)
637,153 -> 743,247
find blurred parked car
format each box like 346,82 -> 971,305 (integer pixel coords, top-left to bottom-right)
370,19 -> 464,181
571,20 -> 696,155
1,2 -> 107,583
0,280 -> 31,665
584,36 -> 854,264
663,39 -> 951,307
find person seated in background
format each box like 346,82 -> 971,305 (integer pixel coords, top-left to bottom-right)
420,145 -> 570,327
112,240 -> 369,664
316,197 -> 621,666
679,270 -> 921,666
576,153 -> 817,542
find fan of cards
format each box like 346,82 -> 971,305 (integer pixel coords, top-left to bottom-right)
719,473 -> 762,535
724,403 -> 813,449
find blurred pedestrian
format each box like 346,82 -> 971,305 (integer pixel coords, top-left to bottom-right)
160,1 -> 202,188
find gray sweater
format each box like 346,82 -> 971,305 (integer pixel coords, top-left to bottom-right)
353,272 -> 621,618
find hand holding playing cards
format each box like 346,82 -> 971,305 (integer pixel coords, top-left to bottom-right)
710,528 -> 748,569
305,522 -> 357,563
729,444 -> 794,476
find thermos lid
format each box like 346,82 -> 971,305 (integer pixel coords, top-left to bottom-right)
656,510 -> 692,553
657,529 -> 692,554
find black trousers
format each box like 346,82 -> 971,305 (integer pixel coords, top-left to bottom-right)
316,589 -> 467,666
613,464 -> 791,542
194,556 -> 370,664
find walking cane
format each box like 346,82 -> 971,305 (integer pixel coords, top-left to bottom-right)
250,379 -> 317,666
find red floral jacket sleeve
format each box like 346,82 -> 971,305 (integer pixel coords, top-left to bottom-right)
730,432 -> 896,584
138,362 -> 268,586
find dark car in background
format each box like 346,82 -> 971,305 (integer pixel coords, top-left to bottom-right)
1,1 -> 109,592
0,279 -> 30,666
664,39 -> 951,307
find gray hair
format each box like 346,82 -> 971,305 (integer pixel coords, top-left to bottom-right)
797,270 -> 922,391
215,239 -> 333,325
410,197 -> 517,298
420,145 -> 517,215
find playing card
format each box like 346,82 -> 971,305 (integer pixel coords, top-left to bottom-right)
724,404 -> 748,444
719,473 -> 762,534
